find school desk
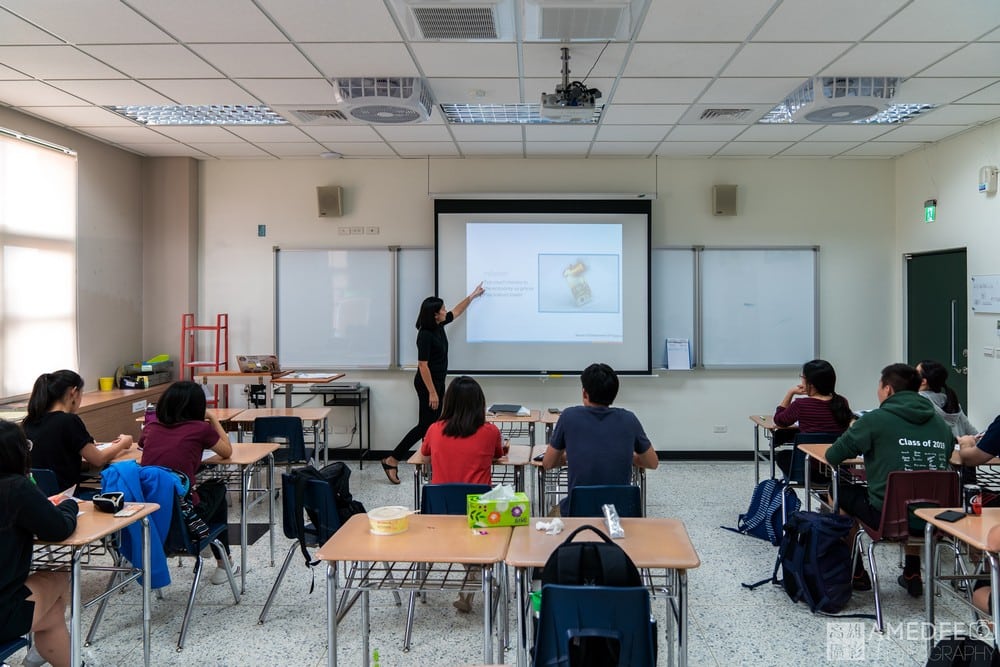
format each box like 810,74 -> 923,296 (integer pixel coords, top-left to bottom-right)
34,501 -> 158,667
406,444 -> 533,510
269,371 -> 345,408
316,513 -> 512,666
487,409 -> 542,446
529,444 -> 648,517
229,406 -> 332,464
797,442 -> 864,513
194,371 -> 276,407
505,518 -> 700,667
749,414 -> 798,484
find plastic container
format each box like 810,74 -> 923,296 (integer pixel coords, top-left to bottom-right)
367,506 -> 413,535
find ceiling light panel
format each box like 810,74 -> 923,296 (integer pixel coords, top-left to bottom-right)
105,105 -> 289,126
441,103 -> 602,124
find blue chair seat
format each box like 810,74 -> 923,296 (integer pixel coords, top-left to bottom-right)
0,636 -> 29,663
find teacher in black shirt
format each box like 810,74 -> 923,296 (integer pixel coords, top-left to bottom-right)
382,283 -> 484,484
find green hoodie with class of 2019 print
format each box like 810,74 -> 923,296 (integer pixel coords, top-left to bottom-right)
826,390 -> 953,511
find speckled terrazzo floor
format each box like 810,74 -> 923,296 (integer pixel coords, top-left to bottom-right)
7,459 -> 984,667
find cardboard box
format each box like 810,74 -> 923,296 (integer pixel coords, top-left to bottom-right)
467,492 -> 530,528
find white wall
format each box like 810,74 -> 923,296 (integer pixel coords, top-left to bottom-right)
894,120 -> 1000,427
200,156 -> 896,453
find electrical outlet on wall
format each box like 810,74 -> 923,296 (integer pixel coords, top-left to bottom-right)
713,425 -> 727,434
365,226 -> 380,235
349,226 -> 364,235
337,227 -> 350,236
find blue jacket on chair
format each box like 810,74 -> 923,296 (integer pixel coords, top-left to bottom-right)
101,460 -> 182,589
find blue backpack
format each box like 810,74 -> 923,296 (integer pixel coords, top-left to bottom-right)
722,478 -> 799,546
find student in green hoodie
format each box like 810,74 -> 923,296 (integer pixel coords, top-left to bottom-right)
826,363 -> 952,597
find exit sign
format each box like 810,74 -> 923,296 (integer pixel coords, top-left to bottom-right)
924,199 -> 937,223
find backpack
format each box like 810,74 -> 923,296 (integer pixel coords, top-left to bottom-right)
540,524 -> 641,587
289,462 -> 366,566
745,510 -> 864,616
722,478 -> 800,546
926,636 -> 1000,667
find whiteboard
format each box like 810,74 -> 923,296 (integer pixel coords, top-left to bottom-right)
651,248 -> 695,369
700,248 -> 817,367
398,248 -> 435,367
971,274 -> 1000,313
276,249 -> 393,369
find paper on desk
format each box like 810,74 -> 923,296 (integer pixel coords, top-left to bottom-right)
95,442 -> 113,451
289,372 -> 335,379
664,338 -> 691,370
202,450 -> 218,462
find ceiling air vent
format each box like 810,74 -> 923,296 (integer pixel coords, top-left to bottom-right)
699,108 -> 752,122
392,1 -> 513,40
524,0 -> 647,41
272,107 -> 350,125
333,77 -> 433,124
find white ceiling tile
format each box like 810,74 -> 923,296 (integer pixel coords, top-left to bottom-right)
526,142 -> 591,156
449,125 -> 523,141
458,142 -> 523,156
874,125 -> 971,142
126,0 -> 287,42
590,142 -> 657,156
427,78 -> 520,105
189,143 -> 271,158
716,141 -> 792,156
638,0 -> 774,41
736,124 -> 821,141
81,45 -> 221,79
76,126 -> 177,143
410,43 -> 517,78
842,141 -> 924,156
624,43 -> 739,78
0,0 -> 172,44
375,125 -> 453,141
324,142 -> 397,157
521,43 -> 629,79
114,142 -> 210,157
139,79 -> 261,105
908,104 -> 1000,125
0,46 -> 125,79
754,1 -> 905,41
868,0 -> 1000,41
524,125 -> 596,141
234,78 -> 338,105
921,43 -> 1000,77
225,125 -> 313,142
300,126 -> 383,142
654,141 -> 726,156
779,142 -> 861,156
668,125 -> 745,141
524,78 -> 614,103
189,44 -> 320,78
256,0 -> 401,42
893,78 -> 997,105
392,142 -> 459,157
960,82 -> 1000,104
0,63 -> 29,79
47,80 -> 172,105
613,78 -> 711,104
804,125 -> 892,141
723,43 -> 852,77
699,78 -> 800,104
20,106 -> 137,127
252,142 -> 325,157
596,125 -> 668,141
601,104 -> 686,125
0,81 -> 87,106
822,43 -> 964,79
151,126 -> 241,142
300,43 -> 418,79
0,9 -> 62,44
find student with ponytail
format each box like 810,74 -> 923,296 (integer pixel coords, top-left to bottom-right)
917,359 -> 977,438
774,359 -> 854,435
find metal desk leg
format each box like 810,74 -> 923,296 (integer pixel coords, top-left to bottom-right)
753,422 -> 761,485
515,567 -> 526,667
362,589 -> 370,667
804,454 -> 812,512
326,563 -> 338,667
924,520 -> 935,656
678,570 -> 688,667
989,553 -> 1000,651
241,462 -> 249,594
413,464 -> 422,511
831,468 -> 840,513
536,467 -> 546,516
268,453 -> 275,567
141,517 -> 152,667
70,546 -> 82,667
483,564 -> 494,664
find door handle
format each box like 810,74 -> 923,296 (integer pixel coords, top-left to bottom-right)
950,299 -> 958,368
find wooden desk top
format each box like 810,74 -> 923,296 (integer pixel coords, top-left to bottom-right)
797,442 -> 862,466
407,444 -> 532,468
539,411 -> 561,425
486,409 -> 540,424
37,501 -> 159,547
505,518 -> 700,570
315,513 -> 512,564
749,414 -> 779,429
914,507 -> 1000,552
270,372 -> 345,385
204,442 -> 280,465
134,407 -> 246,424
229,407 -> 333,422
194,371 -> 274,384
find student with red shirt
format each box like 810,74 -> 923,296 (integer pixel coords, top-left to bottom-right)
139,381 -> 234,584
420,376 -> 504,485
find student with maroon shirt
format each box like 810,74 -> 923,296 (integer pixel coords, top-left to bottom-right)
139,381 -> 234,584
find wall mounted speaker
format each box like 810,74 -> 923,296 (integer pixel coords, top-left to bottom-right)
712,184 -> 737,216
317,185 -> 343,217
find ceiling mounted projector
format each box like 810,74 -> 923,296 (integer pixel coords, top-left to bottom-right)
540,47 -> 601,122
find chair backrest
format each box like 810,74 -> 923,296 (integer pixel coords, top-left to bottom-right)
421,483 -> 491,515
567,484 -> 643,518
533,584 -> 655,667
868,469 -> 960,541
252,416 -> 306,463
280,472 -> 342,544
31,468 -> 60,496
786,432 -> 839,484
164,493 -> 226,557
0,636 -> 29,662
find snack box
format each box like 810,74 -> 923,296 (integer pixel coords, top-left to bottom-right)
467,492 -> 530,528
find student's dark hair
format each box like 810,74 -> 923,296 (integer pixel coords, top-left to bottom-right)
801,359 -> 853,428
156,381 -> 208,425
0,419 -> 31,475
581,363 -> 619,406
439,376 -> 486,438
415,296 -> 445,330
880,363 -> 921,394
24,370 -> 84,424
918,359 -> 962,413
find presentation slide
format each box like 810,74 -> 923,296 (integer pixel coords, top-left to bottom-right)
467,222 -> 622,343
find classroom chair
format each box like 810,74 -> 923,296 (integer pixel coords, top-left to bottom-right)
403,483 -> 492,651
567,484 -> 643,518
781,432 -> 839,522
252,416 -> 312,471
532,584 -> 656,667
853,470 -> 960,633
0,636 -> 29,665
30,468 -> 59,496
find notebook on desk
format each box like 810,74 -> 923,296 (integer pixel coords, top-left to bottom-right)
488,403 -> 529,416
235,354 -> 280,373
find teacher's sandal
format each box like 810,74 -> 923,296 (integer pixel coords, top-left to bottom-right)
381,459 -> 400,485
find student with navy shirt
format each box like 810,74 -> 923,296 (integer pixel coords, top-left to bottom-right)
542,363 -> 658,515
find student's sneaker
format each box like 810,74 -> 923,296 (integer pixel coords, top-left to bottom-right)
898,573 -> 923,597
210,565 -> 240,585
22,644 -> 46,667
852,569 -> 873,591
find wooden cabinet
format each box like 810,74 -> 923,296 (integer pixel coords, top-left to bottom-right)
77,385 -> 169,441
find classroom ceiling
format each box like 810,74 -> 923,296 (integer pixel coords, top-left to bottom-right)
1,0 -> 999,160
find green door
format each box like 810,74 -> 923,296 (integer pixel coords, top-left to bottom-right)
906,249 -> 968,408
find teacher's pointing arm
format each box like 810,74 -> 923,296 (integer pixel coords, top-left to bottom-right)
450,282 -> 485,319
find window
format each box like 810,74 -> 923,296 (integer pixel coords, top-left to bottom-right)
0,130 -> 78,398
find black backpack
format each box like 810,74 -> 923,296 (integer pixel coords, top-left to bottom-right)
289,462 -> 365,566
540,524 -> 641,587
926,637 -> 1000,667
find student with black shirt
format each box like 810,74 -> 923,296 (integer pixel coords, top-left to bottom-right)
381,284 -> 484,484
